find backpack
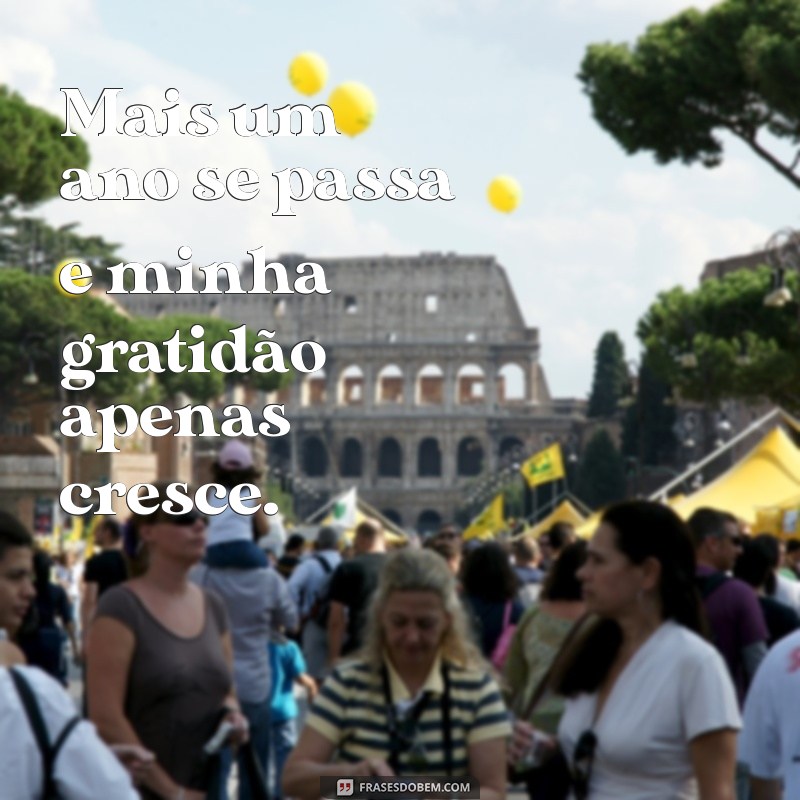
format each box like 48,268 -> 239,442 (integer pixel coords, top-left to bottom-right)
307,554 -> 334,627
10,667 -> 81,799
490,601 -> 517,670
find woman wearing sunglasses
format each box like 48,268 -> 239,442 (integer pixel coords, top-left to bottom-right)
86,483 -> 249,800
283,547 -> 511,800
511,500 -> 740,799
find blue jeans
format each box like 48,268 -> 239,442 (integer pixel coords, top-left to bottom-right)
218,697 -> 272,800
270,718 -> 297,799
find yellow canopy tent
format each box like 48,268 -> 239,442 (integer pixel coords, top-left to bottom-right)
753,492 -> 800,538
575,510 -> 603,539
669,427 -> 800,527
526,499 -> 587,540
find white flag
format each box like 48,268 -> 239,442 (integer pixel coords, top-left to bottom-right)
331,487 -> 358,529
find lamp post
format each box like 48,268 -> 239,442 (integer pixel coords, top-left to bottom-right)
763,228 -> 800,310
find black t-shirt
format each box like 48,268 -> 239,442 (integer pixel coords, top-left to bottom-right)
84,549 -> 129,597
328,552 -> 387,654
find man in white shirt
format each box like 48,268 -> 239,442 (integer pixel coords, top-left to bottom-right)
740,626 -> 800,799
0,510 -> 141,800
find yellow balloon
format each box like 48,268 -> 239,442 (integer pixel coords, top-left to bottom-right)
487,175 -> 522,213
53,259 -> 91,297
289,52 -> 328,96
328,82 -> 377,137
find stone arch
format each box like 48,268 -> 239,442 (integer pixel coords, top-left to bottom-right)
338,364 -> 364,406
302,436 -> 328,477
377,437 -> 403,477
417,437 -> 442,477
269,436 -> 291,467
499,436 -> 525,463
340,437 -> 363,477
381,509 -> 403,526
497,362 -> 525,404
456,363 -> 485,406
376,364 -> 404,405
457,436 -> 484,476
415,363 -> 444,405
417,509 -> 442,535
300,368 -> 327,407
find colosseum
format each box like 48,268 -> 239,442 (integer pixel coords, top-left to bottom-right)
118,251 -> 586,532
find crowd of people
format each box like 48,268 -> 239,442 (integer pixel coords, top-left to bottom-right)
3,441 -> 800,798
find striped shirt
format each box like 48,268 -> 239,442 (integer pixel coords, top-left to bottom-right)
307,654 -> 511,775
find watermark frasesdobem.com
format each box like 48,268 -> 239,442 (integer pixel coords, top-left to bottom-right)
320,776 -> 480,800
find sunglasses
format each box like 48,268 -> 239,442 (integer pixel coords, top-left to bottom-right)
160,510 -> 208,527
572,729 -> 597,800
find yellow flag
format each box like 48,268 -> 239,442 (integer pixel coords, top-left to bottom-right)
463,493 -> 505,541
520,443 -> 565,488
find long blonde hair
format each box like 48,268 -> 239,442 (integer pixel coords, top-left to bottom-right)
358,548 -> 484,670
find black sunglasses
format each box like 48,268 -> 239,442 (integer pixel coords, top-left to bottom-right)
572,729 -> 597,800
163,510 -> 208,527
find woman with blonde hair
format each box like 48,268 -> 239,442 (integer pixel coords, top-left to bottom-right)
283,547 -> 511,800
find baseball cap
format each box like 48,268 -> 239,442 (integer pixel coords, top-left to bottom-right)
217,440 -> 254,470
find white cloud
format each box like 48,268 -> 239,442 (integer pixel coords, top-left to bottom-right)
659,212 -> 771,285
556,0 -> 720,15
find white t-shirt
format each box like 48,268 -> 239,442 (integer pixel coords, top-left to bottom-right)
206,487 -> 260,546
773,574 -> 800,614
558,620 -> 741,800
1,666 -> 139,799
740,628 -> 800,796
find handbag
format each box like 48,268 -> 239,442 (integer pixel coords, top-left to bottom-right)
10,667 -> 81,799
490,601 -> 517,670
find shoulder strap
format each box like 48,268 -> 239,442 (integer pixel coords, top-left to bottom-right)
314,554 -> 333,574
696,572 -> 729,600
11,667 -> 82,798
501,601 -> 513,630
11,667 -> 56,796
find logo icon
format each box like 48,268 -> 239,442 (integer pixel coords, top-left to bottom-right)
337,779 -> 354,797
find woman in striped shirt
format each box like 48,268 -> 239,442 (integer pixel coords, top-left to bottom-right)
283,547 -> 511,800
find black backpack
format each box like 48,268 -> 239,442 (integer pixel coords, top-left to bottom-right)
307,554 -> 334,627
11,667 -> 81,799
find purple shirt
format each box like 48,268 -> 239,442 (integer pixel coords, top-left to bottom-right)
696,565 -> 768,704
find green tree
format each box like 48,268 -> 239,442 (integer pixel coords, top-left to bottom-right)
621,352 -> 677,466
579,0 -> 800,189
587,331 -> 629,417
638,266 -> 800,411
130,315 -> 290,404
575,428 -> 627,509
0,87 -> 89,204
0,208 -> 122,277
0,270 -> 293,427
0,270 -> 139,418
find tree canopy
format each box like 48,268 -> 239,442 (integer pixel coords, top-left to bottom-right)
587,331 -> 629,417
638,266 -> 800,411
579,0 -> 800,189
0,86 -> 89,204
575,428 -> 627,509
0,270 -> 290,423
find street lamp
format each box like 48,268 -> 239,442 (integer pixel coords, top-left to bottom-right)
763,228 -> 800,308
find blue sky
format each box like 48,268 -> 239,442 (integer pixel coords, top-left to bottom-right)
1,0 -> 795,397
